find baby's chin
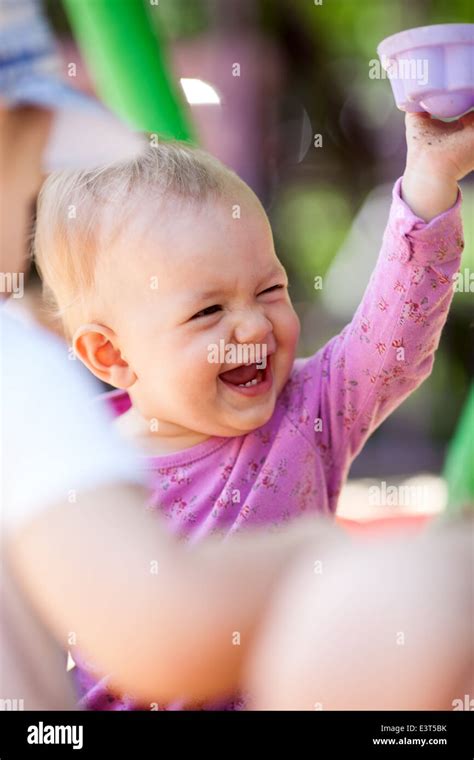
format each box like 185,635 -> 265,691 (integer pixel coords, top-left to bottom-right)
220,377 -> 293,434
218,400 -> 277,437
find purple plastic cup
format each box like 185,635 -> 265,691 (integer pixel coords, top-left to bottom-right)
377,23 -> 474,118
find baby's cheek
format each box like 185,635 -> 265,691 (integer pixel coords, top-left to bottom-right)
177,346 -> 218,399
190,336 -> 223,377
282,307 -> 300,352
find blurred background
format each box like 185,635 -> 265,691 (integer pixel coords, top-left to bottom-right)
4,0 -> 473,519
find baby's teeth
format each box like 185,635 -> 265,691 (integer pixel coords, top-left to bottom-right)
238,378 -> 259,387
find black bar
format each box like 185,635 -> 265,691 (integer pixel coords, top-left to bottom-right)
0,710 -> 472,757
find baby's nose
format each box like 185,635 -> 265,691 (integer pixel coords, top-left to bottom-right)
233,309 -> 273,344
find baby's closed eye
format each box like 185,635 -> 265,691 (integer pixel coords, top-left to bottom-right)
189,285 -> 287,321
190,304 -> 223,320
259,284 -> 286,295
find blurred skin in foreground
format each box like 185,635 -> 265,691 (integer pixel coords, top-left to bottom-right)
0,104 -> 52,277
5,484 -> 472,709
7,487 -> 342,705
246,517 -> 473,710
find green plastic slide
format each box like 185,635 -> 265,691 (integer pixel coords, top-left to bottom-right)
62,0 -> 195,140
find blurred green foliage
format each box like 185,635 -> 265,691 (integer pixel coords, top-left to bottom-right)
293,0 -> 473,62
147,0 -> 210,40
274,186 -> 352,298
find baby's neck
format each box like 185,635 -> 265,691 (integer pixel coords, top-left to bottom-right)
115,406 -> 211,456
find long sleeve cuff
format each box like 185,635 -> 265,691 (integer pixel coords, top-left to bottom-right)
384,177 -> 464,266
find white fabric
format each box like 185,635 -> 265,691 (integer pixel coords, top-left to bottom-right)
0,311 -> 141,536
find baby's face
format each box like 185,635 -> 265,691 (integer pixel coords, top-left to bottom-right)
104,191 -> 300,442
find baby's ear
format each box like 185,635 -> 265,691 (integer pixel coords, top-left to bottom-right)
73,324 -> 136,389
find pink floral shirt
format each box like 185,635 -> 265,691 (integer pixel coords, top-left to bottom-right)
73,177 -> 463,710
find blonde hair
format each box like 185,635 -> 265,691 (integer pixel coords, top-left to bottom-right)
34,142 -> 242,337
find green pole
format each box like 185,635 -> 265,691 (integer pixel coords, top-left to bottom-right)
62,0 -> 195,141
443,384 -> 474,515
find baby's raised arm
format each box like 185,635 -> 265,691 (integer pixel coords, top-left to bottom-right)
293,113 -> 472,500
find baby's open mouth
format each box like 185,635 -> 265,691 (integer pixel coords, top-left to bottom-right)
219,362 -> 264,387
218,360 -> 273,396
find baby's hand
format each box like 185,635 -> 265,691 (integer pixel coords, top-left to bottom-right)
402,111 -> 474,221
